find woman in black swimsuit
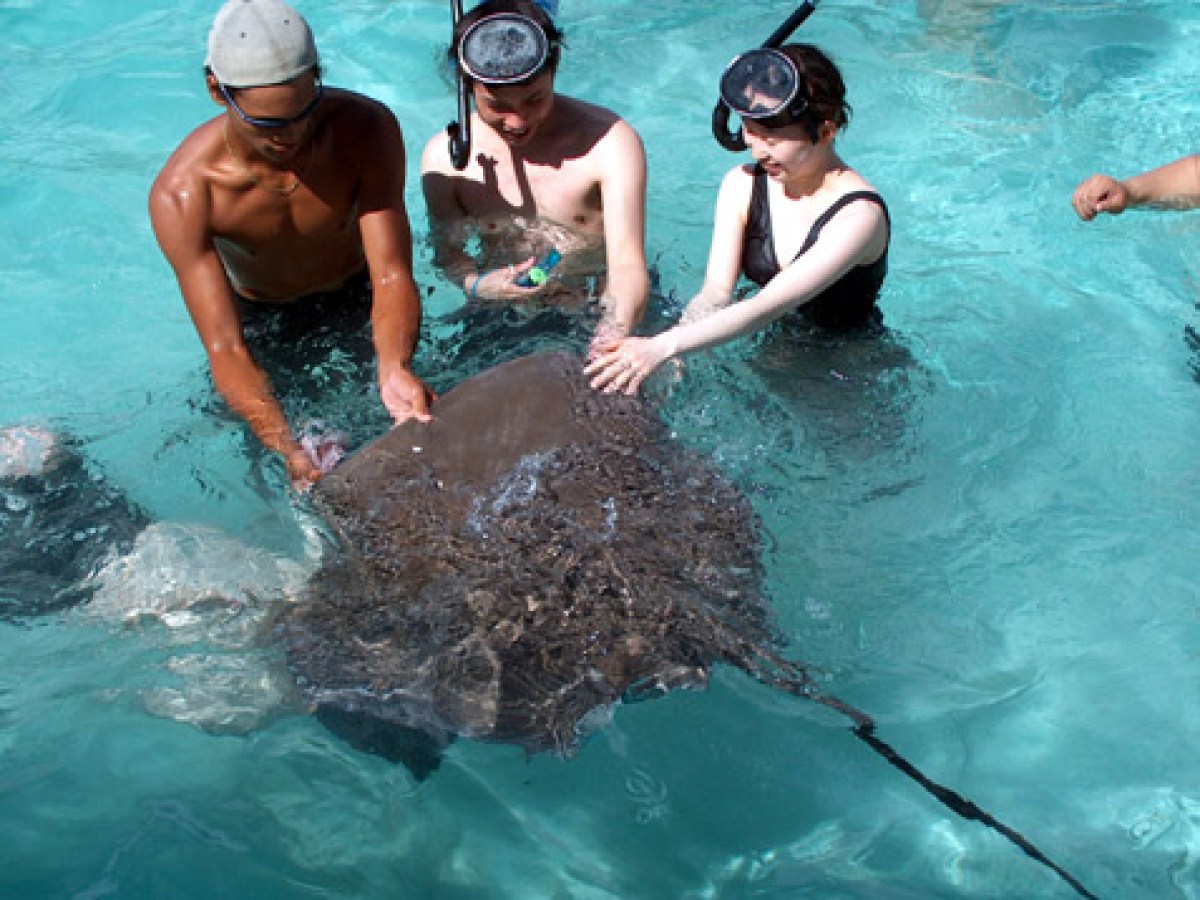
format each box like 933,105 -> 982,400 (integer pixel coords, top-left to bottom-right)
588,43 -> 890,395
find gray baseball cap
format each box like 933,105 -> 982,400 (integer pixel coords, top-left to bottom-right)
206,0 -> 319,88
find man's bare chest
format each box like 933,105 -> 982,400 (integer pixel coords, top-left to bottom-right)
213,186 -> 358,249
465,155 -> 602,230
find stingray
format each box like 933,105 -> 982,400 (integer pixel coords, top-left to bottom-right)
276,352 -> 1094,898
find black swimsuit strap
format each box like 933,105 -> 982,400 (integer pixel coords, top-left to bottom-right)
792,190 -> 890,262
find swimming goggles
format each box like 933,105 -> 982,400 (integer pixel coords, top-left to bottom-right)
219,80 -> 324,129
718,48 -> 810,128
458,13 -> 550,85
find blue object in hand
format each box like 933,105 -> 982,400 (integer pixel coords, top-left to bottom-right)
515,249 -> 562,287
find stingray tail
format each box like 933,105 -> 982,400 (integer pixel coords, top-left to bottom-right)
850,724 -> 1098,899
743,652 -> 1098,899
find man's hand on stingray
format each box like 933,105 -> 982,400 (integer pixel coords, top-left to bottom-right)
285,446 -> 324,492
382,367 -> 436,425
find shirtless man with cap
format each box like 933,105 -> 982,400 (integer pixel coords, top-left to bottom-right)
150,0 -> 433,487
420,0 -> 649,351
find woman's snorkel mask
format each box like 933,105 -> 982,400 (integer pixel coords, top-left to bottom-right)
446,3 -> 559,169
713,0 -> 821,151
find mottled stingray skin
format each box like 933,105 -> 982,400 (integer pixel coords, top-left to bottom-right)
277,351 -> 776,759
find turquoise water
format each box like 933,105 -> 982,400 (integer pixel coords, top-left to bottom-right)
4,0 -> 1200,897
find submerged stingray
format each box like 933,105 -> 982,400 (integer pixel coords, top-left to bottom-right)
0,426 -> 148,619
276,352 -> 1093,898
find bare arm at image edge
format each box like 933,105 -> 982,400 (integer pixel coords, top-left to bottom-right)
1072,154 -> 1200,220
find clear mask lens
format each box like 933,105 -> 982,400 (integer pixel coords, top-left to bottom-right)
459,13 -> 550,85
719,48 -> 803,120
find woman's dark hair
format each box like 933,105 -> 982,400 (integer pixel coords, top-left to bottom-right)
780,43 -> 851,131
451,0 -> 563,86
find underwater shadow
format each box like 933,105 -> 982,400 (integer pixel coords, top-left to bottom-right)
0,425 -> 148,621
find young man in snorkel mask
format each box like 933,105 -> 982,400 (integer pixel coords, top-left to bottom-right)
420,0 -> 650,354
150,0 -> 434,488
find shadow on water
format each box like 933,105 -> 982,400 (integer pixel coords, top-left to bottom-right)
918,0 -> 1171,110
658,313 -> 931,515
172,275 -> 392,493
750,319 -> 927,467
424,301 -> 595,393
1185,308 -> 1200,386
420,257 -> 678,393
233,274 -> 390,446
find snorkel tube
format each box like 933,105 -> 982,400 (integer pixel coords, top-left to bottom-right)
712,0 -> 820,151
447,0 -> 471,170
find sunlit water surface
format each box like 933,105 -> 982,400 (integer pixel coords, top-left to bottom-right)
3,1 -> 1200,898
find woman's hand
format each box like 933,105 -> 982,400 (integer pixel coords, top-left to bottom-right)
584,332 -> 676,396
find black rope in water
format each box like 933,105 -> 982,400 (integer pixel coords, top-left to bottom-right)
744,652 -> 1098,898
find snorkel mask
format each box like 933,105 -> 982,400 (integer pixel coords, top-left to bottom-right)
445,2 -> 560,169
719,48 -> 817,139
713,0 -> 820,151
459,12 -> 551,84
